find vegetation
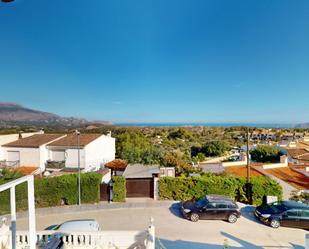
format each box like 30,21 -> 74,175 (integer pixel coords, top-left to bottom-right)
159,175 -> 282,205
112,176 -> 126,202
0,169 -> 102,215
289,190 -> 309,204
250,145 -> 282,163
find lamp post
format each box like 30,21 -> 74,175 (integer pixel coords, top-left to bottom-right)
246,128 -> 252,204
75,130 -> 81,206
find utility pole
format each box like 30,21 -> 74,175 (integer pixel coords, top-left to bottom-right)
75,130 -> 81,206
246,128 -> 252,204
246,128 -> 250,182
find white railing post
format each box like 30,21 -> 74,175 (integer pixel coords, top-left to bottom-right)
10,186 -> 16,249
27,176 -> 36,249
146,218 -> 155,249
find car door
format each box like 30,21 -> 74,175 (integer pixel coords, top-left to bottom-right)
200,202 -> 217,220
299,210 -> 309,229
280,209 -> 300,228
216,203 -> 229,219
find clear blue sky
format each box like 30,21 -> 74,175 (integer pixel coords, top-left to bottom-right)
1,0 -> 309,124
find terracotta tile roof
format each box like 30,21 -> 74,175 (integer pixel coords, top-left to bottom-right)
48,134 -> 102,147
3,134 -> 64,148
224,166 -> 264,177
287,149 -> 309,158
266,166 -> 309,190
16,166 -> 39,175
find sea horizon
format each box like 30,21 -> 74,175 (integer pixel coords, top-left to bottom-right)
115,122 -> 296,128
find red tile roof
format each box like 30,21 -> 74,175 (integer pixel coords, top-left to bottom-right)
3,134 -> 64,148
47,134 -> 102,147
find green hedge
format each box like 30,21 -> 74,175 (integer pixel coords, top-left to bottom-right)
112,176 -> 126,202
158,175 -> 282,205
0,172 -> 102,215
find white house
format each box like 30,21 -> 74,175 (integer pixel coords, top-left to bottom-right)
0,131 -> 44,162
1,133 -> 115,173
46,133 -> 115,171
1,134 -> 66,171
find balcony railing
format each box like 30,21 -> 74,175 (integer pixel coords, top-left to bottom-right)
0,219 -> 155,249
45,160 -> 65,169
0,160 -> 20,169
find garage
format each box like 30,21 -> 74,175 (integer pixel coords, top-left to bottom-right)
126,178 -> 154,198
123,164 -> 160,199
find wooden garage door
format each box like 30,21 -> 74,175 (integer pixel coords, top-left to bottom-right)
126,178 -> 154,198
100,183 -> 110,201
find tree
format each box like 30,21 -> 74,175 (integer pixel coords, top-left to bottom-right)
250,145 -> 282,163
201,141 -> 230,157
116,131 -> 161,164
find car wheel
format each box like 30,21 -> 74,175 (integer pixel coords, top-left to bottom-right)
190,213 -> 199,222
227,214 -> 238,223
270,219 -> 280,228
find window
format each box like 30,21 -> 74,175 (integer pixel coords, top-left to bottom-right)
286,210 -> 299,217
300,210 -> 309,218
217,203 -> 228,209
206,203 -> 216,209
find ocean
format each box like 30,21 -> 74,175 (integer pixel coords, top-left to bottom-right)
115,122 -> 295,128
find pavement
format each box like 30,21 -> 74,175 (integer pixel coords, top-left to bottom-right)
14,199 -> 307,249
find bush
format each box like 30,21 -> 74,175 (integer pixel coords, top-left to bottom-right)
250,145 -> 282,163
158,175 -> 282,206
112,176 -> 126,202
201,141 -> 230,157
0,172 -> 102,215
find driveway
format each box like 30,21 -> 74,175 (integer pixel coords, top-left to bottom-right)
16,202 -> 307,249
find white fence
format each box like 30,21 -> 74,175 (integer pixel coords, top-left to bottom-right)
0,219 -> 155,249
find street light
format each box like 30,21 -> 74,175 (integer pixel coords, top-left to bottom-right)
246,127 -> 252,204
75,130 -> 81,206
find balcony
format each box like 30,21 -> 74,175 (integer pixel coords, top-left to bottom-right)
0,219 -> 155,249
0,160 -> 20,169
45,160 -> 65,170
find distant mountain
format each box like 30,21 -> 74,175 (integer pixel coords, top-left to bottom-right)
295,123 -> 309,128
0,103 -> 110,129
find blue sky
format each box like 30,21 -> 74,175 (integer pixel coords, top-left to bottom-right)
0,0 -> 309,124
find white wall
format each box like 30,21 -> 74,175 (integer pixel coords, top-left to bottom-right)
65,149 -> 86,168
2,147 -> 40,167
84,135 -> 115,171
0,132 -> 42,161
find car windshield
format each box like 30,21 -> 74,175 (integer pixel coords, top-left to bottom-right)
195,198 -> 208,208
269,202 -> 288,213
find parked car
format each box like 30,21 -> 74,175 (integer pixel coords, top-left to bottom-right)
42,219 -> 100,249
181,195 -> 241,223
255,201 -> 309,229
53,219 -> 100,232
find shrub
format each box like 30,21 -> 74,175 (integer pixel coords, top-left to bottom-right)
158,175 -> 282,206
0,172 -> 102,215
112,176 -> 126,202
250,145 -> 282,163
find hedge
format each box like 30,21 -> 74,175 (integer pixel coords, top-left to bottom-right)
158,175 -> 282,205
112,176 -> 126,202
0,172 -> 102,215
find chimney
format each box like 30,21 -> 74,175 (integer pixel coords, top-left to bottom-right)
39,128 -> 45,134
18,132 -> 22,139
107,131 -> 112,137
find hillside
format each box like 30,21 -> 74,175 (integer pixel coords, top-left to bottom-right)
0,102 -> 110,129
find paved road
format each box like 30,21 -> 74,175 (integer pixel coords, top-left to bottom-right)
16,202 -> 307,249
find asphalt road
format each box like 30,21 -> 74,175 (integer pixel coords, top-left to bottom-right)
16,203 -> 307,249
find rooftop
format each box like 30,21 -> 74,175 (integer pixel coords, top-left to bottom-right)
48,134 -> 102,147
123,164 -> 160,179
3,134 -> 64,148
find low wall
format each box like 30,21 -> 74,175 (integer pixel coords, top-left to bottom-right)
262,163 -> 288,170
221,160 -> 247,167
